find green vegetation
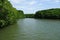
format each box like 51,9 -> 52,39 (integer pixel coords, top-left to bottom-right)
0,0 -> 60,28
17,10 -> 24,18
34,8 -> 60,19
24,8 -> 60,19
0,0 -> 24,28
24,14 -> 34,18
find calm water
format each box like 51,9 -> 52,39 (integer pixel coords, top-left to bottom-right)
0,18 -> 60,40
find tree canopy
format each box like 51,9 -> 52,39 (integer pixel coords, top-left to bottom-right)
34,8 -> 60,19
0,0 -> 24,28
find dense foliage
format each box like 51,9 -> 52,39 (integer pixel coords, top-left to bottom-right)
24,14 -> 34,18
17,10 -> 24,18
0,0 -> 24,28
34,8 -> 60,19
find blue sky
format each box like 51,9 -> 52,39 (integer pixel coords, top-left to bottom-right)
9,0 -> 60,14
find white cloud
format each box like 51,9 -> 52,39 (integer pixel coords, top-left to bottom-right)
39,0 -> 60,3
9,0 -> 60,13
28,1 -> 37,6
54,0 -> 60,3
9,0 -> 19,4
43,0 -> 51,1
39,0 -> 51,2
38,3 -> 43,6
9,0 -> 26,4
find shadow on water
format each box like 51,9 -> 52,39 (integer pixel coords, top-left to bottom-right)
0,24 -> 20,40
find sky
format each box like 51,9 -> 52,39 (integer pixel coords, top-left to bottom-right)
9,0 -> 60,14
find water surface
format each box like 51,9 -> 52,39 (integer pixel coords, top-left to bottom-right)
0,18 -> 60,40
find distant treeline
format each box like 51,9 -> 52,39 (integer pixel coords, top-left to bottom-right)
34,8 -> 60,19
0,0 -> 24,28
24,8 -> 60,19
24,14 -> 34,18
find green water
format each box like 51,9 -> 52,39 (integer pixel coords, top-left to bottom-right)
0,18 -> 60,40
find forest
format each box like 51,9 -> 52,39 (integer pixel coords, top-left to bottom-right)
24,14 -> 34,18
34,8 -> 60,19
0,0 -> 24,28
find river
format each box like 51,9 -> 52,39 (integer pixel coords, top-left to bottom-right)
0,18 -> 60,40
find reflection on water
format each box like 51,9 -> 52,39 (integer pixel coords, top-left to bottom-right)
0,18 -> 60,40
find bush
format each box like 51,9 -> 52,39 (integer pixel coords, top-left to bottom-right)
0,20 -> 6,28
